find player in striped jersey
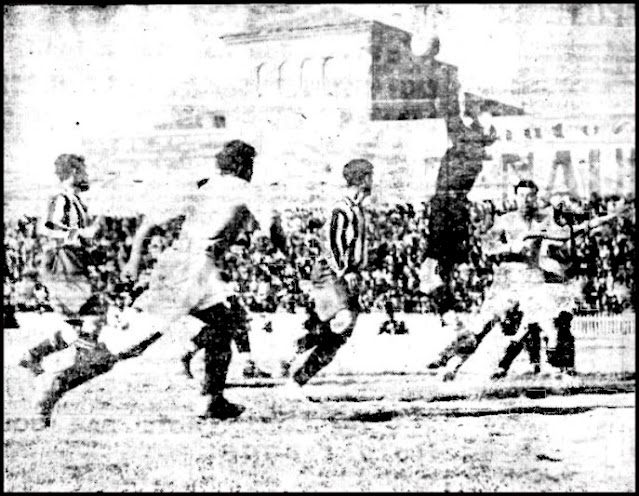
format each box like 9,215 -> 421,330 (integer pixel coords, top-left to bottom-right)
17,154 -> 161,428
18,154 -> 104,378
284,159 -> 374,391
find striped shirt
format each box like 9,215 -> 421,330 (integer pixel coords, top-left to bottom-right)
45,191 -> 89,233
327,197 -> 367,274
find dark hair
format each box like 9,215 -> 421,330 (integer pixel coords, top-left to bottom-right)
514,179 -> 538,194
343,158 -> 374,187
54,154 -> 86,181
216,140 -> 256,182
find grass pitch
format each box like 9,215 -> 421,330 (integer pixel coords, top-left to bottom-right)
4,314 -> 636,491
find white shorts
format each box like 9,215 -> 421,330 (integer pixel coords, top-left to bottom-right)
97,307 -> 159,355
133,246 -> 234,320
482,263 -> 581,329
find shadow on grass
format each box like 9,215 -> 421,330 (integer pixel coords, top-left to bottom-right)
308,395 -> 385,403
476,382 -> 635,402
227,372 -> 635,390
344,405 -> 613,421
347,411 -> 401,422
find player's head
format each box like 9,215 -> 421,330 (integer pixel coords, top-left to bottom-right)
54,154 -> 89,191
343,158 -> 374,197
514,179 -> 538,216
216,140 -> 256,182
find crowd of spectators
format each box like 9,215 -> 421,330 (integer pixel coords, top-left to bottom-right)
4,194 -> 635,319
569,194 -> 635,315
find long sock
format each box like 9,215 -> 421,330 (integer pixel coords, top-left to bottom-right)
25,330 -> 69,363
292,332 -> 347,386
202,333 -> 233,400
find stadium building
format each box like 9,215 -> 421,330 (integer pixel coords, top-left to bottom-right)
4,4 -> 634,216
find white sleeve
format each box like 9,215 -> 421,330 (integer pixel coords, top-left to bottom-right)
244,187 -> 275,234
143,187 -> 206,227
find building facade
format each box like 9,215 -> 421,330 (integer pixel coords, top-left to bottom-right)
220,5 -> 470,128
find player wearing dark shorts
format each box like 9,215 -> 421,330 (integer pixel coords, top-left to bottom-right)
284,159 -> 374,390
17,154 -> 162,428
18,154 -> 105,379
181,296 -> 254,419
123,140 -> 275,420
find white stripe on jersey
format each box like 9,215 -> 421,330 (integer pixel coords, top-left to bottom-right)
46,192 -> 88,231
327,197 -> 367,273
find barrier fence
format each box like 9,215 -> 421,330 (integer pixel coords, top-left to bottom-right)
8,310 -> 635,377
572,314 -> 635,338
240,311 -> 635,377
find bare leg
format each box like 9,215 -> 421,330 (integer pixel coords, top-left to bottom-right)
441,315 -> 501,381
36,344 -> 117,427
20,327 -> 78,376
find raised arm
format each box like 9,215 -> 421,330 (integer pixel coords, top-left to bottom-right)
523,205 -> 630,242
120,217 -> 157,280
121,185 -> 201,280
571,206 -> 630,236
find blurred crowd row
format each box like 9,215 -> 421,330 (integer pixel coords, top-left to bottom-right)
4,194 -> 635,317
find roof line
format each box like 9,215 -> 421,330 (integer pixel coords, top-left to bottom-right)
221,19 -> 376,40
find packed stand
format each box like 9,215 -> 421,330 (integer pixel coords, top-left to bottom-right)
568,194 -> 635,315
4,195 -> 635,318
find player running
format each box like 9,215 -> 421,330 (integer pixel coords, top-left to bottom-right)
282,159 -> 374,393
17,154 -> 162,428
439,180 -> 628,381
122,139 -> 275,420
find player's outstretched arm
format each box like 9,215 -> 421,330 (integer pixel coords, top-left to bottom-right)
572,205 -> 630,236
121,215 -> 166,281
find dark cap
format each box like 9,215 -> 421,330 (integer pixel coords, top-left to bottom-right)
343,158 -> 374,187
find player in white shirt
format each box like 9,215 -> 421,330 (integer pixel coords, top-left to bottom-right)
120,140 -> 275,420
440,180 -> 626,381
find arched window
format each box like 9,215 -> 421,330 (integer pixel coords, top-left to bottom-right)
258,63 -> 278,97
256,63 -> 265,96
300,58 -> 314,96
278,61 -> 296,96
323,57 -> 339,96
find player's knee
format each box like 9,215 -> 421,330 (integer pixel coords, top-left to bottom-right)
329,310 -> 356,336
58,325 -> 80,346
